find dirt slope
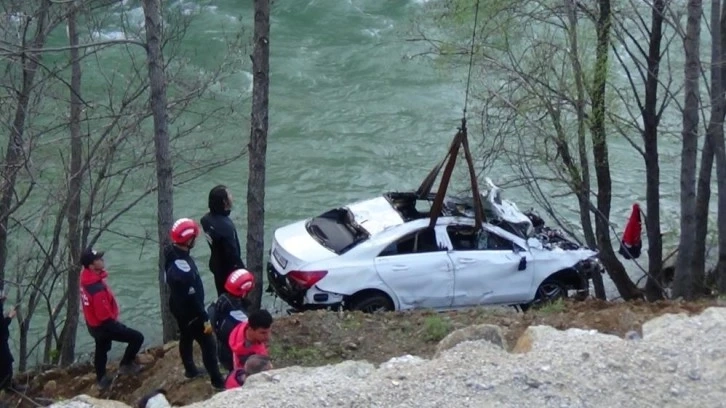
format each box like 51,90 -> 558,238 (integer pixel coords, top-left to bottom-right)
0,298 -> 718,407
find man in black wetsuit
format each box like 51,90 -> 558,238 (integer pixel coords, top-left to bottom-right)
0,290 -> 25,392
200,185 -> 246,297
165,218 -> 225,390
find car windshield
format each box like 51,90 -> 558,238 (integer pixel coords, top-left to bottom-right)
305,207 -> 370,255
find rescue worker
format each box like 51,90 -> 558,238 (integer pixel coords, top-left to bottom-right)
209,269 -> 254,371
80,247 -> 145,390
0,291 -> 22,392
223,353 -> 272,390
228,309 -> 273,370
200,185 -> 245,296
165,218 -> 225,390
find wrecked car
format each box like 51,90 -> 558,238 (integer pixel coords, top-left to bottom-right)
266,179 -> 604,313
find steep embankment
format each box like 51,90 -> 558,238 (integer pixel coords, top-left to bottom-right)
0,299 -> 718,408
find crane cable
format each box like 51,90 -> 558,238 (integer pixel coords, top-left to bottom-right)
461,0 -> 481,129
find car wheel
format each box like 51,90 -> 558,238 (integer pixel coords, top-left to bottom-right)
348,293 -> 394,313
527,279 -> 568,310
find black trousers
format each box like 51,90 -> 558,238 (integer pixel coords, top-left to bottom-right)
178,318 -> 224,386
217,337 -> 233,372
88,321 -> 144,381
0,359 -> 11,390
212,270 -> 229,297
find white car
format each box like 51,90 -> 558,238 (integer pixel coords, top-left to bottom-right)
266,180 -> 603,313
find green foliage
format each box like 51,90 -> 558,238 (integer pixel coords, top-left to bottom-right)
423,315 -> 452,342
268,342 -> 325,366
537,298 -> 566,314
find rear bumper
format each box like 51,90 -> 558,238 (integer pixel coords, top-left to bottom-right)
266,262 -> 343,311
266,261 -> 305,308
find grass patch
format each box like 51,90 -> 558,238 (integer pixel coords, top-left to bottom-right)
537,298 -> 566,314
423,315 -> 451,342
268,343 -> 326,366
341,317 -> 362,330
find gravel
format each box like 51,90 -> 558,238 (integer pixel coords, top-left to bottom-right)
53,307 -> 726,408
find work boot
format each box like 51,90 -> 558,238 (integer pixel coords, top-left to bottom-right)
184,367 -> 207,379
211,378 -> 225,392
97,375 -> 113,391
118,362 -> 144,376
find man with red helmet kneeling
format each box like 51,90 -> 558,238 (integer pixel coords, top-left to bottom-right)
165,218 -> 225,390
209,269 -> 254,372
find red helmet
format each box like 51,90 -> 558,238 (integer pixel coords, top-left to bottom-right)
170,218 -> 199,244
225,269 -> 255,297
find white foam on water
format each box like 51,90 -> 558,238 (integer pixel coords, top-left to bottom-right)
91,30 -> 127,41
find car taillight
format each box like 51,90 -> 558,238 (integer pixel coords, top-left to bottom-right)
287,270 -> 328,289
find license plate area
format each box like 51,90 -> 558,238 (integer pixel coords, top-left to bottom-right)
272,247 -> 288,269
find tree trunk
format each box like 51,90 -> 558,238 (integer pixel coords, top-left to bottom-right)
60,4 -> 83,366
591,0 -> 642,300
142,0 -> 177,341
642,0 -> 667,301
246,0 -> 271,311
672,0 -> 703,300
715,2 -> 726,293
694,0 -> 725,293
564,0 -> 604,299
0,1 -> 51,288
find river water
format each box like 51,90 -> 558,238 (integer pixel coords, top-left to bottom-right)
8,0 -> 703,360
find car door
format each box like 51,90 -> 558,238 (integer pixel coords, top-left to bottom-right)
374,227 -> 454,310
445,224 -> 534,306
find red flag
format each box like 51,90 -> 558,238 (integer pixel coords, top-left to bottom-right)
618,203 -> 642,260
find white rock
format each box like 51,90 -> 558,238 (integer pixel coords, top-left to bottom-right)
49,395 -> 131,408
53,307 -> 726,408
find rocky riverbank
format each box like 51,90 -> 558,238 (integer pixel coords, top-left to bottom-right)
0,299 -> 719,407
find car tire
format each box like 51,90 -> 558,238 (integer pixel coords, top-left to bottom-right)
347,293 -> 394,313
524,279 -> 568,311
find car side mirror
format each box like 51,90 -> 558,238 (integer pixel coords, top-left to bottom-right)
518,256 -> 527,271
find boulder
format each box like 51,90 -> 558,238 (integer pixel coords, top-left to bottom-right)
434,324 -> 506,357
512,325 -> 620,354
48,395 -> 131,408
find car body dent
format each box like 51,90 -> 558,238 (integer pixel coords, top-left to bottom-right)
313,264 -> 400,308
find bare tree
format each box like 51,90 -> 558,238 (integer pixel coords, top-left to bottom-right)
0,0 -> 52,290
607,0 -> 673,300
673,0 -> 703,300
60,0 -> 84,366
142,0 -> 177,341
246,0 -> 271,310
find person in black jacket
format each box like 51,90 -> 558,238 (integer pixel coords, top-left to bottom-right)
165,218 -> 225,390
0,291 -> 24,392
200,185 -> 245,296
209,269 -> 254,371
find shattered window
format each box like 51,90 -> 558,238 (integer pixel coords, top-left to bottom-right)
379,228 -> 441,257
446,226 -> 477,250
447,226 -> 514,251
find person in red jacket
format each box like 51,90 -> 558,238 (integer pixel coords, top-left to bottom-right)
228,309 -> 273,370
80,247 -> 145,390
224,354 -> 272,389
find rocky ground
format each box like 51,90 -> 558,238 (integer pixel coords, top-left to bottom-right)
0,298 -> 719,408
